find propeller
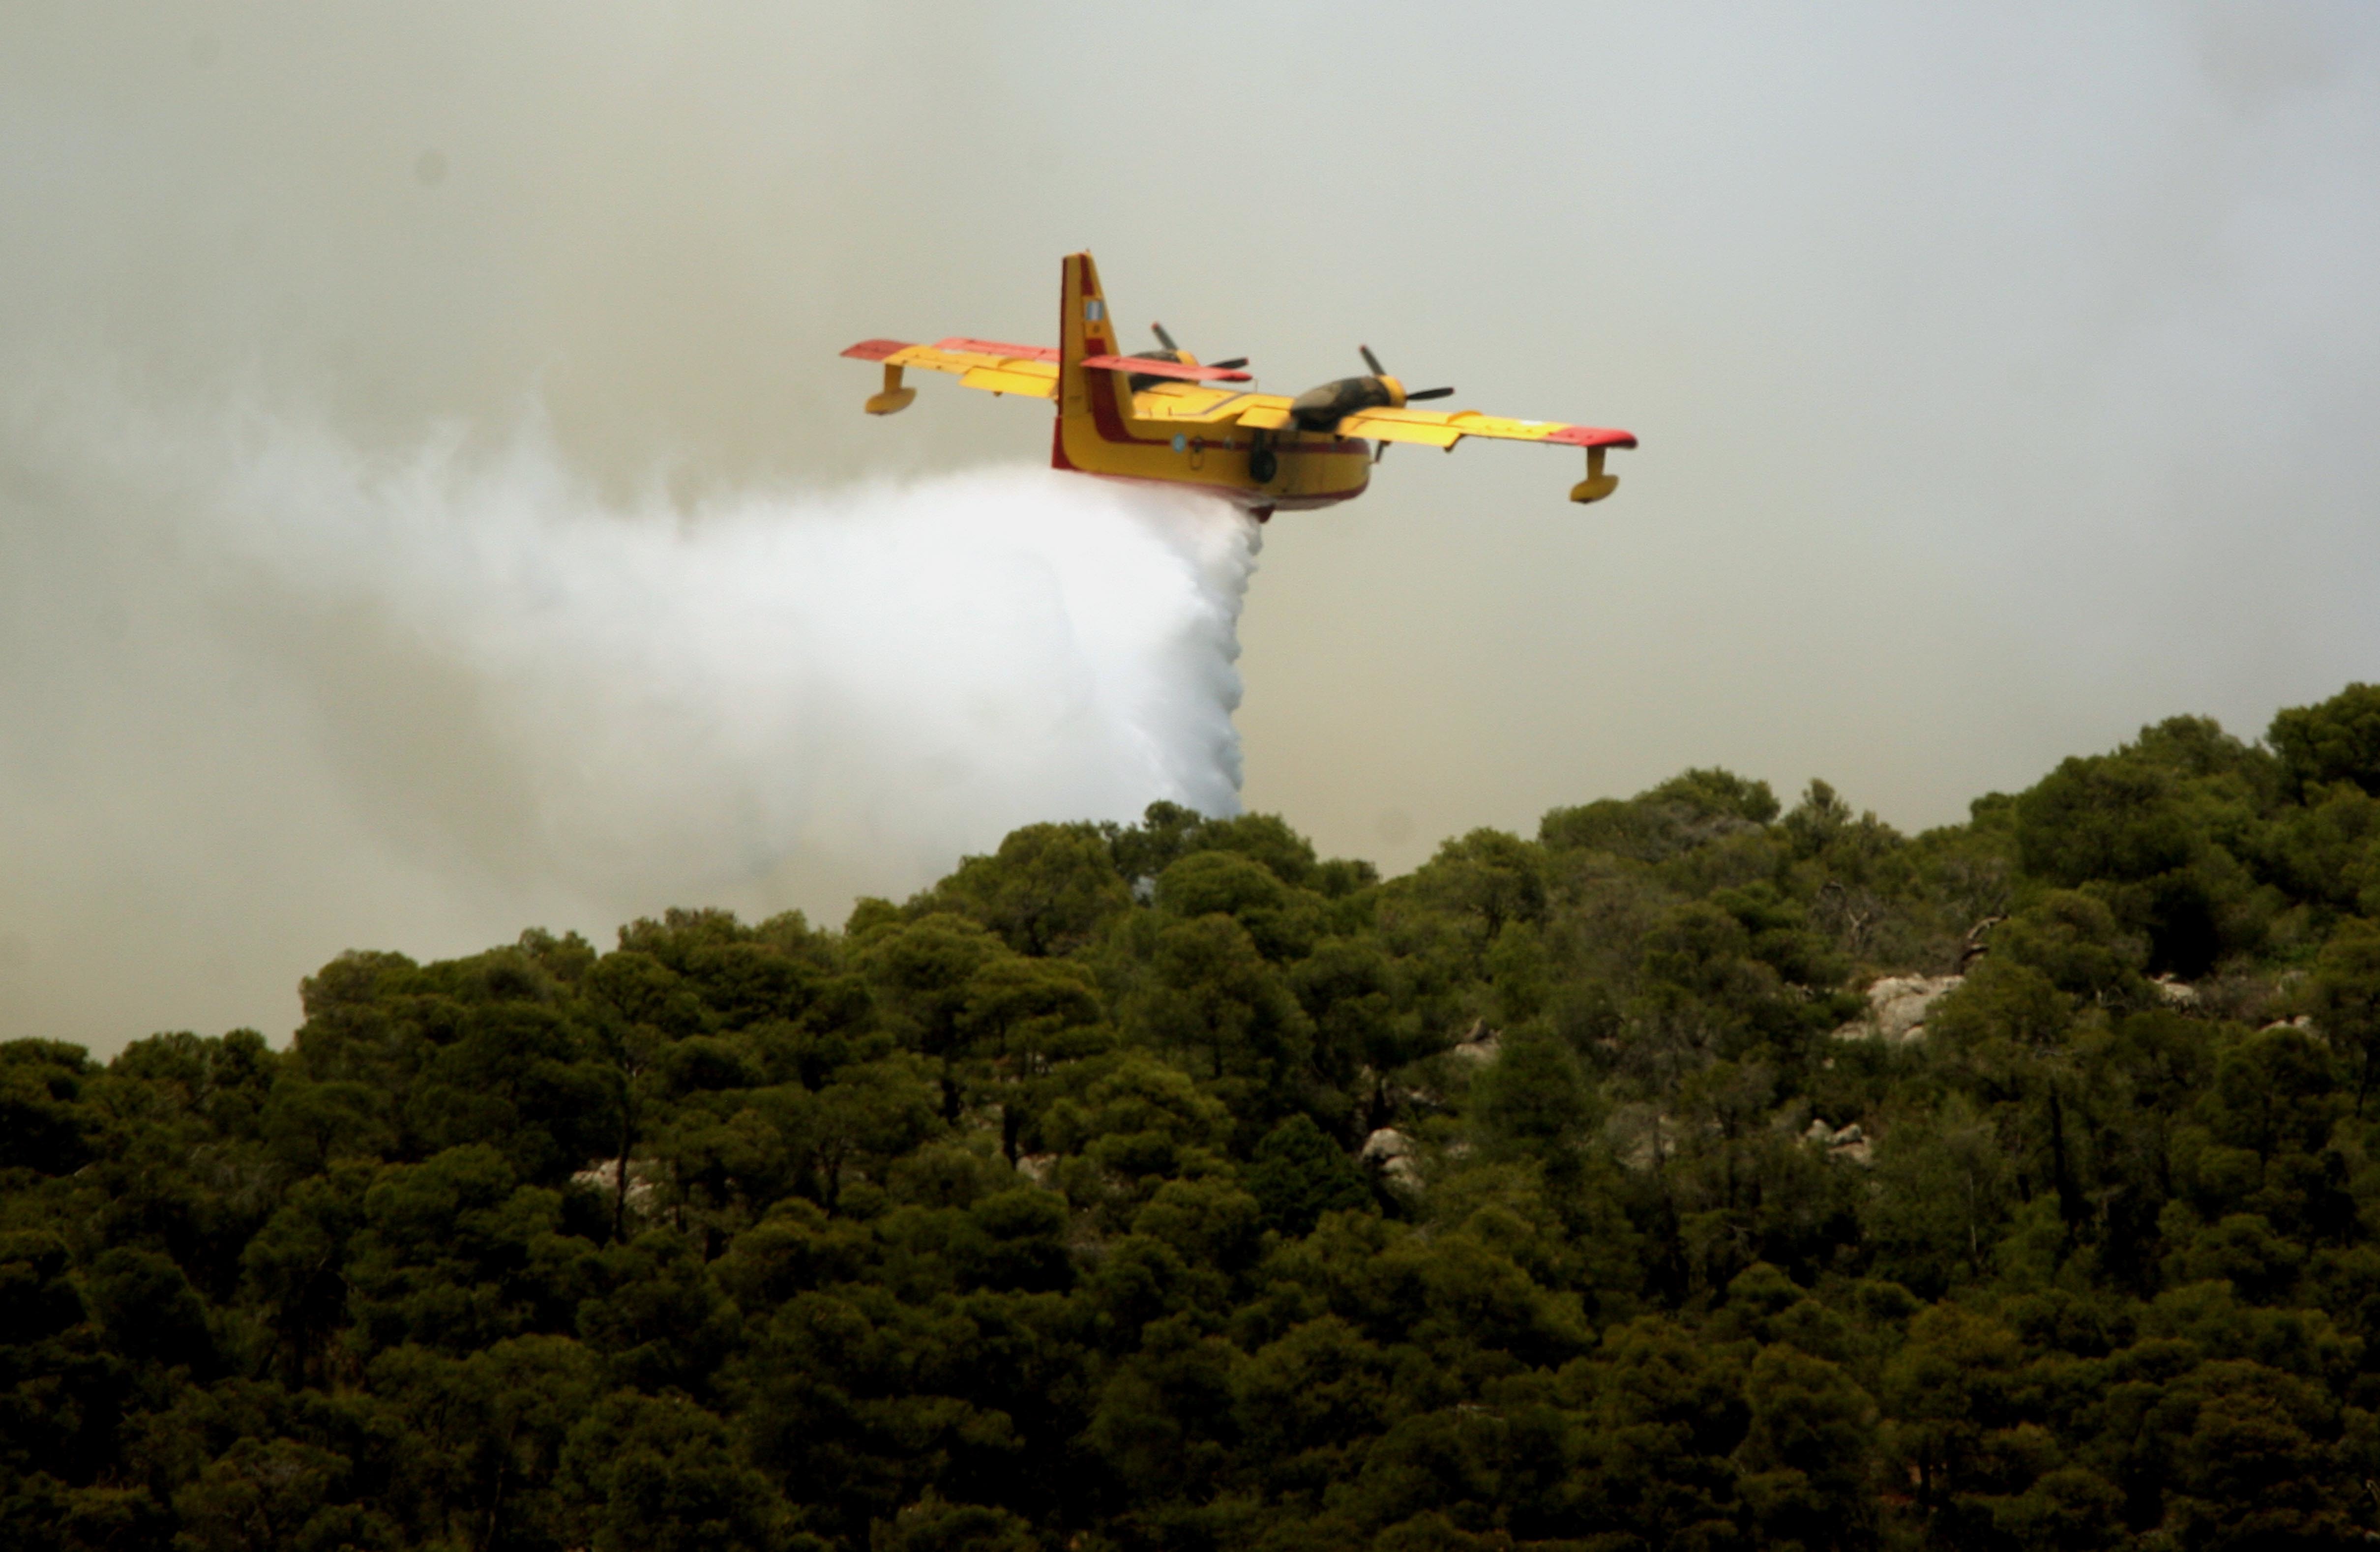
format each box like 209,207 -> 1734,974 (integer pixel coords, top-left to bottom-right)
1287,346 -> 1456,434
1360,344 -> 1452,401
1148,322 -> 1247,372
1346,345 -> 1454,458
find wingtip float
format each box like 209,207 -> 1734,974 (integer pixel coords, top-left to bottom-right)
840,252 -> 1636,522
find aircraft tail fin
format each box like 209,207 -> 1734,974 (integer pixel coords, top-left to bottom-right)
1056,253 -> 1130,464
1059,251 -> 1119,375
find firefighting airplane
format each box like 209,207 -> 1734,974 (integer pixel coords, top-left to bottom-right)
841,252 -> 1636,520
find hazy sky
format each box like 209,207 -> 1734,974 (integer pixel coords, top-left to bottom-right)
4,3 -> 2378,1053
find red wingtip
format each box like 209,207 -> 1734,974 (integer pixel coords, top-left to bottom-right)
1544,426 -> 1639,449
841,338 -> 912,362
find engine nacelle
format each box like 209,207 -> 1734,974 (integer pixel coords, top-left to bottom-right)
1288,374 -> 1405,432
1124,348 -> 1190,393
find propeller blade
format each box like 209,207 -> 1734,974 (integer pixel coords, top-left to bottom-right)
1151,322 -> 1179,351
1208,357 -> 1249,371
1359,344 -> 1386,376
1405,386 -> 1456,402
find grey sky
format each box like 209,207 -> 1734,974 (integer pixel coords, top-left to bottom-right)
3,3 -> 2377,1053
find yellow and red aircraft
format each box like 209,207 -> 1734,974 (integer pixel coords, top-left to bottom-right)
842,252 -> 1636,520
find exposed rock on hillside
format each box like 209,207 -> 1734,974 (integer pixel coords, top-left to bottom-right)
1831,973 -> 1963,1045
1606,1105 -> 1681,1172
572,1156 -> 666,1225
1360,1127 -> 1422,1187
1446,1019 -> 1502,1064
1803,1117 -> 1874,1165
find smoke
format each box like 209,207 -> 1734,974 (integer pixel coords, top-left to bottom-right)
0,7 -> 1279,1053
6,3 -> 2376,1050
0,381 -> 1258,1050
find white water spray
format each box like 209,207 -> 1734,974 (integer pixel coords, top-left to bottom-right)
0,390 -> 1260,1047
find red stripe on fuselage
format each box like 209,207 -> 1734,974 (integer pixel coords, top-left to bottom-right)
1083,366 -> 1173,446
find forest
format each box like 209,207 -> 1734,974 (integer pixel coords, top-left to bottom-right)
13,683 -> 2380,1552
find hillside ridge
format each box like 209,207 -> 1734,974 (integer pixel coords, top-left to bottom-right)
11,684 -> 2380,1550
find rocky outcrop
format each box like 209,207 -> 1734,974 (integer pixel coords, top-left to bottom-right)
1803,1117 -> 1873,1166
1831,974 -> 1963,1045
1446,1019 -> 1502,1065
1360,1127 -> 1422,1187
1606,1105 -> 1681,1173
572,1156 -> 666,1224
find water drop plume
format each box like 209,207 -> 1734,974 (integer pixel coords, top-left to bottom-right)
0,385 -> 1261,1048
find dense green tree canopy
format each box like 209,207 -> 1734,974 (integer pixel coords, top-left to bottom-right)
15,682 -> 2380,1550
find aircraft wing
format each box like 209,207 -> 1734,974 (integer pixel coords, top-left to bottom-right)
1128,384 -> 1296,425
1330,405 -> 1639,452
1119,387 -> 1637,456
841,337 -> 1059,398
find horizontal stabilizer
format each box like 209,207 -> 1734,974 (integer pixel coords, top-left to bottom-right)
1080,354 -> 1254,383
